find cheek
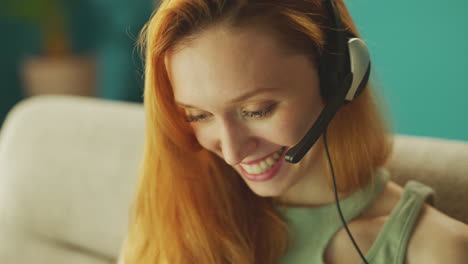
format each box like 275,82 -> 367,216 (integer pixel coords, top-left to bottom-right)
275,108 -> 318,145
192,128 -> 211,148
275,119 -> 302,145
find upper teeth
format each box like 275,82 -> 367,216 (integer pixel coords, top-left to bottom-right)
240,149 -> 283,175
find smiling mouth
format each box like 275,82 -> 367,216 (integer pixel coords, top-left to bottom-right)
239,147 -> 286,175
241,147 -> 286,165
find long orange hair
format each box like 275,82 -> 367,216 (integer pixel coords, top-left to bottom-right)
124,0 -> 393,263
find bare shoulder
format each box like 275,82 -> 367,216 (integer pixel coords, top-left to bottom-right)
359,180 -> 468,263
379,180 -> 468,264
406,202 -> 468,264
324,180 -> 468,264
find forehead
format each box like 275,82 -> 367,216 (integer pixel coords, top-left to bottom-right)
166,24 -> 314,110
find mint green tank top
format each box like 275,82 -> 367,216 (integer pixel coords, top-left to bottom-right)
277,168 -> 435,264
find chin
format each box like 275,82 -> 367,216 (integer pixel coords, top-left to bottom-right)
245,182 -> 286,198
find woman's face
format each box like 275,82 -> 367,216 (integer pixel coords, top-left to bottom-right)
168,24 -> 326,197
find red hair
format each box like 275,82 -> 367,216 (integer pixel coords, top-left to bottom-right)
124,0 -> 393,263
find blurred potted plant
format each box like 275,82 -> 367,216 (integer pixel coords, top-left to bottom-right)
5,0 -> 96,96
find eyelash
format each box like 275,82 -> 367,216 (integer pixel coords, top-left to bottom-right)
185,104 -> 277,123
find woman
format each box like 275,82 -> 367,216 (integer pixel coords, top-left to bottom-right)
121,0 -> 468,263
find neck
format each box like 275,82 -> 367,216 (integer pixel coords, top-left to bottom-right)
275,157 -> 350,208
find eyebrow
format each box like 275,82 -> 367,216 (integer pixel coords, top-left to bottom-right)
176,87 -> 280,109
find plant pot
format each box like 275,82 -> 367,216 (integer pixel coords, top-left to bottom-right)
21,55 -> 97,97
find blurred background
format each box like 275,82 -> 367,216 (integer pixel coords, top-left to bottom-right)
0,0 -> 467,141
0,0 -> 154,122
348,0 -> 468,142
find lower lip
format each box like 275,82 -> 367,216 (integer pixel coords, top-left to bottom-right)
240,147 -> 288,182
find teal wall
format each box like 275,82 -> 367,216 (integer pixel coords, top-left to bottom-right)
346,0 -> 468,141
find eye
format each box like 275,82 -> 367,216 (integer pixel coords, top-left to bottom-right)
184,103 -> 278,123
185,113 -> 212,123
241,103 -> 277,120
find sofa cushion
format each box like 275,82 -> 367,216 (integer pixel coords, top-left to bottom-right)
0,95 -> 144,263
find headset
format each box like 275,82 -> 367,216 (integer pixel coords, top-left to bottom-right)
284,0 -> 371,263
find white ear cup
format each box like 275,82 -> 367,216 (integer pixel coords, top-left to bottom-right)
345,38 -> 371,101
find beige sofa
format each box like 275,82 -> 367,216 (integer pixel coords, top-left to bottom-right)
0,95 -> 467,263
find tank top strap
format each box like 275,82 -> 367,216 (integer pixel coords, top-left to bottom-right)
362,180 -> 435,264
277,168 -> 390,264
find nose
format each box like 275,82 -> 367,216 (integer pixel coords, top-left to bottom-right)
217,118 -> 256,166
